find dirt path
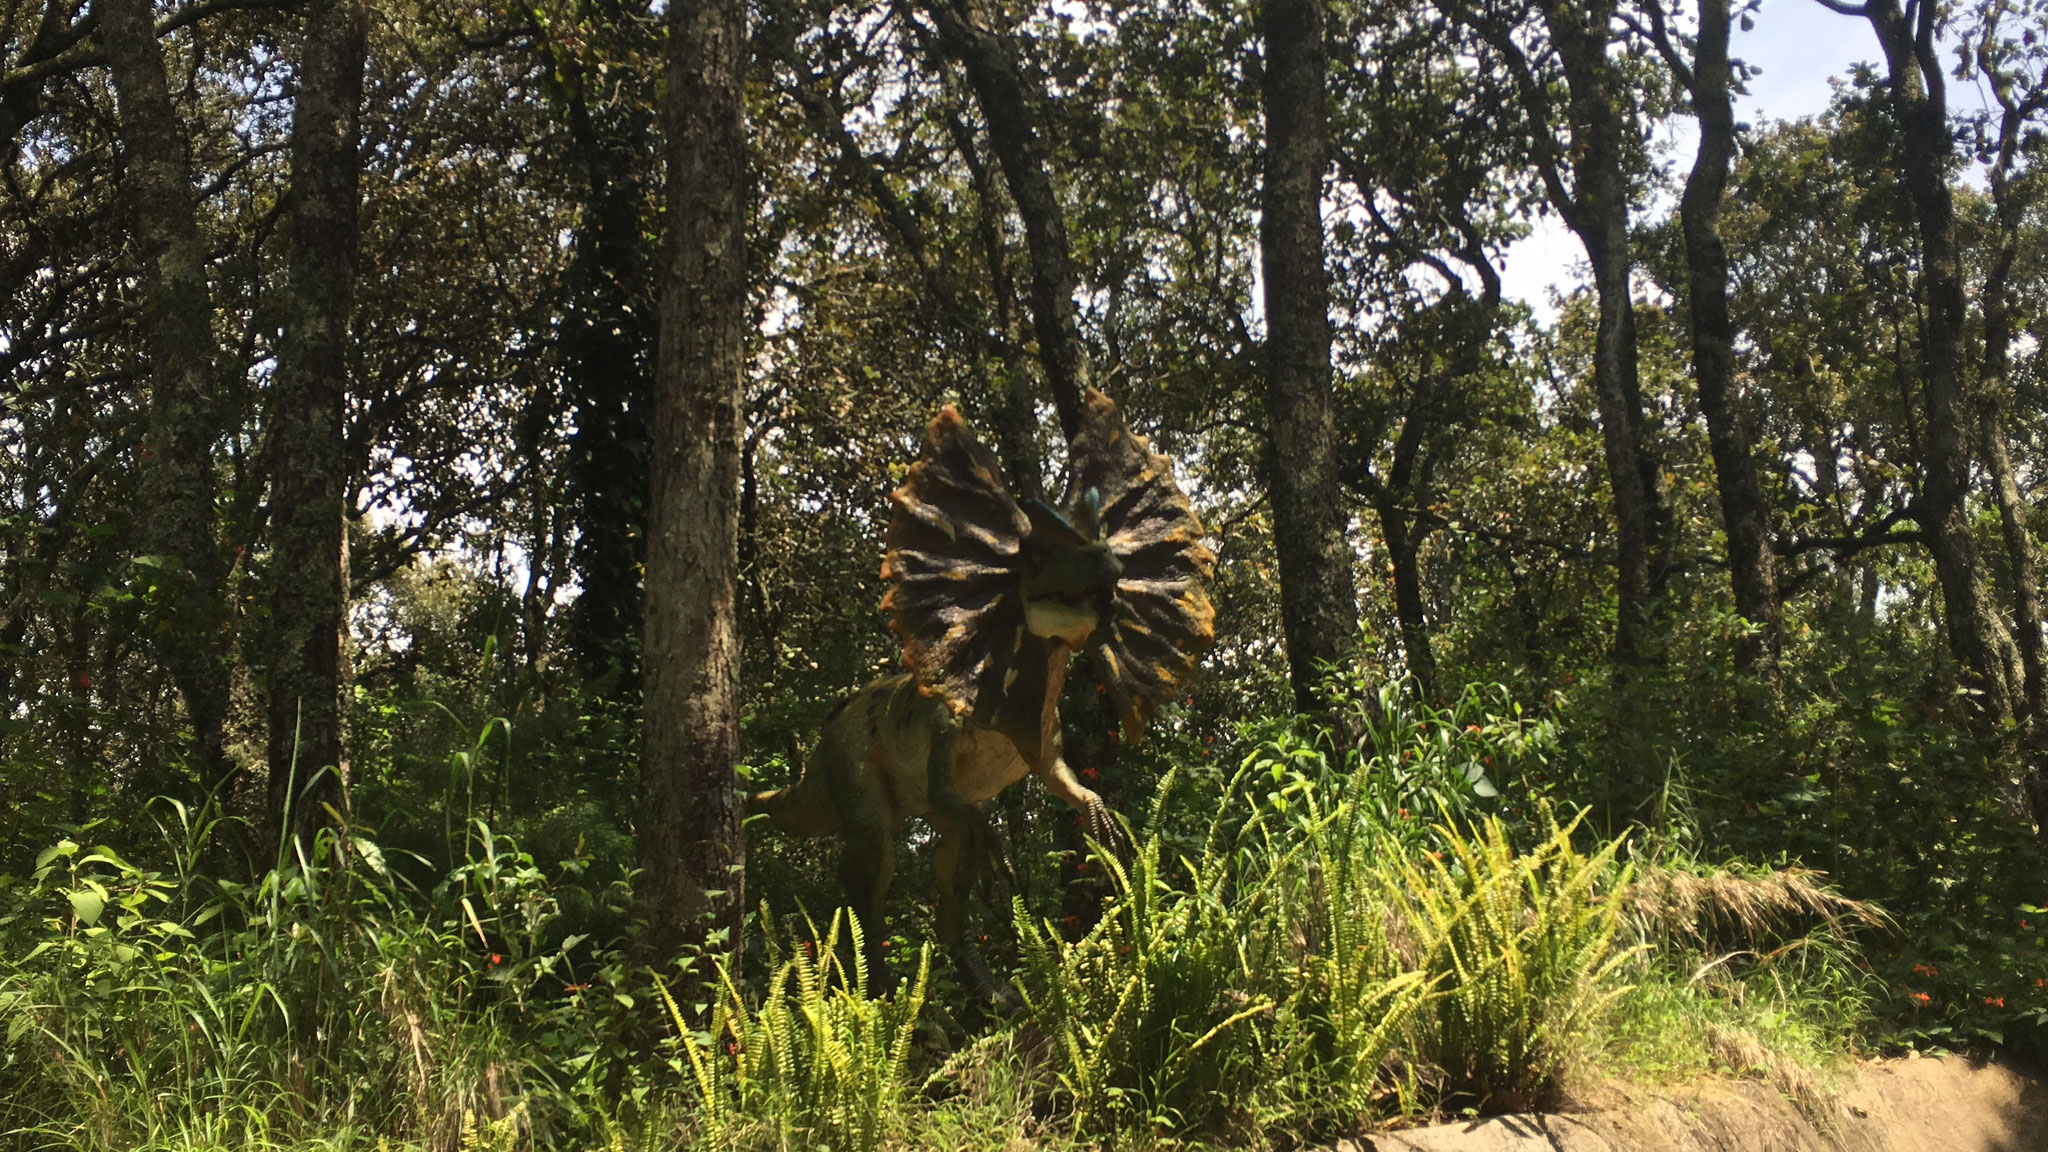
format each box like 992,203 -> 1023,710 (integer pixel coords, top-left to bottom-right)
1346,1054 -> 2046,1152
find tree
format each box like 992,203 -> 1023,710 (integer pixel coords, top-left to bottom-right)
638,0 -> 748,970
1326,0 -> 1523,701
1260,0 -> 1358,712
267,0 -> 369,845
1963,0 -> 2048,820
1459,0 -> 1674,668
536,0 -> 662,687
918,0 -> 1090,438
1817,0 -> 2020,718
97,0 -> 233,799
1643,0 -> 1783,676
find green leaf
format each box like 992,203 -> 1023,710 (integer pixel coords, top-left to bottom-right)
351,837 -> 388,876
35,840 -> 78,869
68,889 -> 105,926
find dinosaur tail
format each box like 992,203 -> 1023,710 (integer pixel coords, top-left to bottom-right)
747,736 -> 840,836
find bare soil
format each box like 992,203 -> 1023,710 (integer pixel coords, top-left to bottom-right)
1344,1054 -> 2046,1152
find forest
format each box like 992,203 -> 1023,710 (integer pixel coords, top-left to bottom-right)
2,0 -> 2047,1147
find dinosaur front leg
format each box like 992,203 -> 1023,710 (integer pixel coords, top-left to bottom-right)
1037,755 -> 1134,861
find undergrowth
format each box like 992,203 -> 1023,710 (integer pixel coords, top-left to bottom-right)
0,678 -> 1884,1150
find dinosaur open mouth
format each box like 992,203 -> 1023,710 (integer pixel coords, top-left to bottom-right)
1046,585 -> 1105,605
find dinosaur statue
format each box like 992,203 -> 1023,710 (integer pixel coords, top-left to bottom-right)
748,387 -> 1216,991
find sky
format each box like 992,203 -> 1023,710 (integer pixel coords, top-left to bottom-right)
1498,0 -> 1974,310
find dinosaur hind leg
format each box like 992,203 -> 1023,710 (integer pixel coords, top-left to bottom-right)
932,815 -> 1020,1006
835,813 -> 896,992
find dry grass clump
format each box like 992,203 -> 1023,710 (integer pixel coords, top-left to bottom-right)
1704,1022 -> 1825,1111
1625,861 -> 1886,952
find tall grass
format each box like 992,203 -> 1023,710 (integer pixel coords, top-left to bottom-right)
1011,753 -> 1638,1137
0,802 -> 648,1151
1386,810 -> 1637,1110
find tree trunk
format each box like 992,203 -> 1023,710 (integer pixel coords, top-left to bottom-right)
266,0 -> 367,848
560,43 -> 658,687
1975,38 -> 2048,826
920,0 -> 1088,438
1544,0 -> 1670,670
1370,369 -> 1444,703
97,0 -> 231,800
639,0 -> 748,975
1677,0 -> 1781,676
1857,0 -> 2019,719
1377,493 -> 1436,702
1260,0 -> 1357,713
947,108 -> 1043,500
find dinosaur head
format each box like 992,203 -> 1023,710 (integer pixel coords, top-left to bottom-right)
880,390 -> 1215,751
1018,496 -> 1123,646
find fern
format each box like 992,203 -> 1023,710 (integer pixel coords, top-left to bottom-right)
1388,806 -> 1637,1108
674,908 -> 930,1152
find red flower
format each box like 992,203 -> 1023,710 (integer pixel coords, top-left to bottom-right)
1398,808 -> 1410,820
490,954 -> 503,966
1909,991 -> 1931,1005
1082,767 -> 1100,780
1062,914 -> 1081,927
1912,963 -> 1938,977
1985,997 -> 2006,1008
1465,725 -> 1482,734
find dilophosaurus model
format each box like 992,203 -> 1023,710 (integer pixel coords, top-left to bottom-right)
748,387 -> 1216,993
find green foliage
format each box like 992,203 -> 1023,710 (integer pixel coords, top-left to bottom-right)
0,677 -> 1902,1149
1329,673 -> 1563,834
0,804 -> 655,1151
1386,810 -> 1636,1109
1014,792 -> 1314,1137
1015,726 -> 1631,1139
675,910 -> 929,1152
1601,925 -> 1873,1106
